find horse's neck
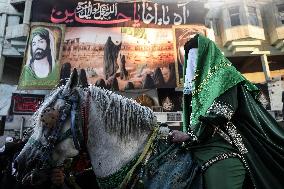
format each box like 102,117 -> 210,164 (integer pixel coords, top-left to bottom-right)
87,87 -> 155,178
87,119 -> 151,178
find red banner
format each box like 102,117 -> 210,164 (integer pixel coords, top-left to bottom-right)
10,93 -> 45,115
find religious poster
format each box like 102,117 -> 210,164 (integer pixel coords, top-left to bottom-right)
172,25 -> 208,87
27,0 -> 208,90
157,88 -> 183,112
10,93 -> 45,115
18,23 -> 65,89
61,27 -> 176,90
117,89 -> 159,107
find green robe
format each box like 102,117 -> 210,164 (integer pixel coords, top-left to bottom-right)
183,34 -> 284,189
19,64 -> 60,89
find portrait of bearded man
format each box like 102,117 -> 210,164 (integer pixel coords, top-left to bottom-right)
29,27 -> 55,78
19,24 -> 65,89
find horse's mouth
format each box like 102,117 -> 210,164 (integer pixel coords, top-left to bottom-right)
21,168 -> 49,186
14,163 -> 49,185
13,151 -> 47,185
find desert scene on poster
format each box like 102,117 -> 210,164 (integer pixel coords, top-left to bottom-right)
61,27 -> 177,91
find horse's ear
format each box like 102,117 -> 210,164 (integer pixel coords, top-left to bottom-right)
59,62 -> 71,85
78,69 -> 88,87
62,68 -> 78,94
69,68 -> 78,89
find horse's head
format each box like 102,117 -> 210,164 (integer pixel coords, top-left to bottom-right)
13,69 -> 85,185
14,67 -> 159,187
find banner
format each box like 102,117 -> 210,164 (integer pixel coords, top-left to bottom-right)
24,1 -> 208,90
172,25 -> 207,87
62,27 -> 179,90
18,23 -> 65,89
31,0 -> 207,27
10,93 -> 45,115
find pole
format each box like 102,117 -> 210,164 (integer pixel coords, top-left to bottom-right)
0,116 -> 6,136
19,116 -> 25,139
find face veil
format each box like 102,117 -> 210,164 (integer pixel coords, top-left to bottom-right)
182,34 -> 259,131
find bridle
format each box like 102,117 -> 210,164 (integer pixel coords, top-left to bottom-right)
25,88 -> 90,172
57,89 -> 90,152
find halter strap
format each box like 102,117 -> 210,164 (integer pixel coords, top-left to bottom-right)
71,107 -> 81,150
55,91 -> 85,151
57,90 -> 90,152
56,129 -> 72,144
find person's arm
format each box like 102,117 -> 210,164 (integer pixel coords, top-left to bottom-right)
51,167 -> 65,187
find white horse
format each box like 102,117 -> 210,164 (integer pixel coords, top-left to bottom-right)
14,69 -> 200,188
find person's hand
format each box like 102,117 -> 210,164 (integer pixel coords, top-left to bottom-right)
169,130 -> 190,143
51,167 -> 65,186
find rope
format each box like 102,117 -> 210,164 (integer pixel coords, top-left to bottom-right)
119,126 -> 159,188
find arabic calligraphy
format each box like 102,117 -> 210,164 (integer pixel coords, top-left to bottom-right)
77,1 -> 117,20
51,1 -> 131,24
50,1 -> 194,26
140,2 -> 189,25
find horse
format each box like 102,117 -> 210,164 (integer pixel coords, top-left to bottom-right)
13,69 -> 201,188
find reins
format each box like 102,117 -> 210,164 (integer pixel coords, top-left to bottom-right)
56,89 -> 90,153
27,89 -> 90,170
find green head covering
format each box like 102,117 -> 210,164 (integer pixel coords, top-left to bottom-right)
30,27 -> 51,50
31,27 -> 49,40
29,27 -> 52,67
182,34 -> 259,131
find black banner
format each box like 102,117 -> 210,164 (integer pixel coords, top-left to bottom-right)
31,0 -> 207,27
10,93 -> 45,115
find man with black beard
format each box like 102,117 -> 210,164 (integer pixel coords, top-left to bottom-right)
19,27 -> 60,88
29,28 -> 54,78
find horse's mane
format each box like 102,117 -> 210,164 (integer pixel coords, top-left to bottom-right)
89,85 -> 156,139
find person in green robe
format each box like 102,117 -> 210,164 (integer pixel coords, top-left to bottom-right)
169,34 -> 284,189
19,27 -> 60,88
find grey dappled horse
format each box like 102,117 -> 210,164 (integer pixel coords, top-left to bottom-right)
13,69 -> 201,188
